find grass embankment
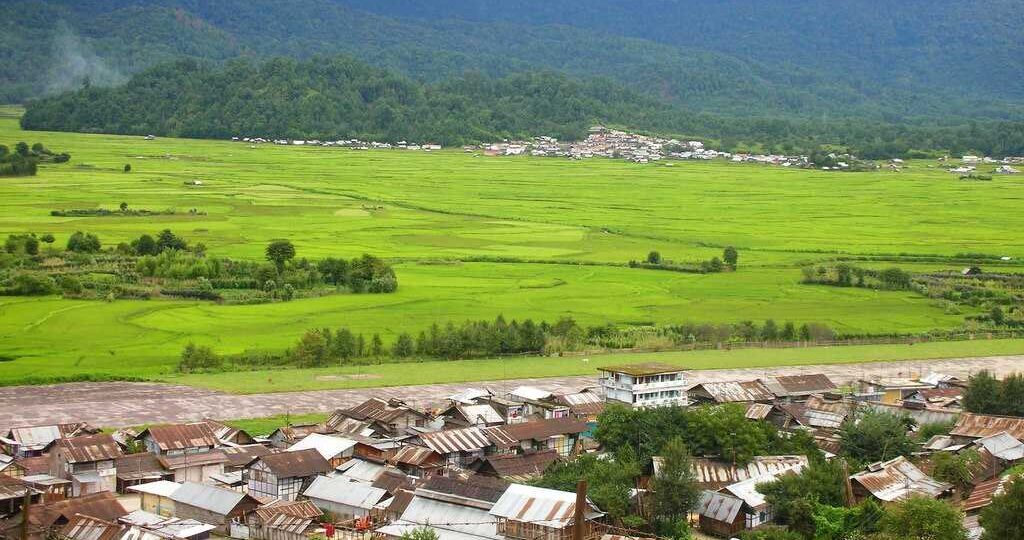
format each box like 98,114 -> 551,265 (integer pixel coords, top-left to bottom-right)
166,338 -> 1024,394
1,105 -> 1023,387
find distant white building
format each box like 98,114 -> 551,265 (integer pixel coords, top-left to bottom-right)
597,363 -> 688,408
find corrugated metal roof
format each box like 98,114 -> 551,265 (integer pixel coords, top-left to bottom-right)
264,513 -> 312,534
55,433 -> 121,463
391,445 -> 440,467
0,475 -> 31,501
127,481 -> 181,498
474,450 -> 559,482
697,490 -> 743,523
287,433 -> 356,460
508,386 -> 552,401
679,455 -> 809,490
341,398 -> 426,424
962,475 -> 1012,512
864,402 -> 960,427
746,403 -> 774,421
495,418 -> 588,443
770,374 -> 837,396
418,474 -> 509,506
257,499 -> 322,520
220,444 -> 274,468
168,482 -> 249,515
142,423 -> 218,451
157,450 -> 228,470
324,416 -> 375,438
7,423 -> 96,452
973,432 -> 1024,461
721,463 -> 806,509
304,475 -> 387,509
30,491 -> 128,529
421,427 -> 495,454
952,413 -> 1024,440
257,448 -> 332,478
458,404 -> 504,425
690,380 -> 775,403
489,484 -> 602,528
448,388 -> 492,405
340,459 -> 386,483
392,495 -> 500,540
850,456 -> 952,502
61,514 -> 125,540
556,391 -> 602,406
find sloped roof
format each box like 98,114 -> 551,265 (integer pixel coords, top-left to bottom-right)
304,476 -> 388,509
254,499 -> 322,522
680,455 -> 810,490
419,474 -> 509,506
508,386 -> 552,401
420,426 -> 513,454
745,403 -> 774,420
378,496 -> 500,540
496,418 -> 589,442
339,459 -> 386,483
256,448 -> 331,478
447,388 -> 492,405
962,474 -> 1016,512
56,433 -> 122,463
0,475 -> 31,502
60,514 -> 125,540
457,404 -> 504,425
220,444 -> 274,468
115,453 -> 168,481
697,490 -> 744,523
30,492 -> 128,529
140,423 -> 218,451
952,413 -> 1024,440
851,456 -> 952,502
489,484 -> 603,528
169,482 -> 254,515
372,468 -> 414,494
689,380 -> 775,403
287,433 -> 356,460
973,432 -> 1024,461
127,481 -> 181,498
340,398 -> 426,424
157,450 -> 228,470
721,463 -> 806,509
768,374 -> 837,396
473,450 -> 559,482
6,423 -> 97,452
390,445 -> 441,467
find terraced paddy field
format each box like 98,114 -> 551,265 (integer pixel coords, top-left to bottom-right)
2,105 -> 1024,390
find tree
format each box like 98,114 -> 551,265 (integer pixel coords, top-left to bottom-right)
370,333 -> 384,357
998,373 -> 1024,417
839,409 -> 915,464
652,436 -> 700,522
178,343 -> 222,372
931,450 -> 980,493
131,234 -> 158,256
964,370 -> 1001,414
66,231 -> 101,253
119,201 -> 129,212
392,333 -> 415,357
266,239 -> 296,272
781,321 -> 797,341
647,250 -> 662,264
156,229 -> 187,252
123,164 -> 131,173
991,306 -> 1006,326
399,527 -> 439,540
332,328 -> 357,360
723,246 -> 738,268
756,458 -> 848,538
762,319 -> 779,340
290,329 -> 329,367
318,257 -> 350,286
534,449 -> 640,520
980,475 -> 1024,540
40,233 -> 54,244
877,497 -> 967,540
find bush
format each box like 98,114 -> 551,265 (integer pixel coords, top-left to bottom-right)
178,343 -> 222,372
4,273 -> 59,295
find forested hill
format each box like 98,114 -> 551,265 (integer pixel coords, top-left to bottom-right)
21,56 -> 1024,158
4,0 -> 1024,123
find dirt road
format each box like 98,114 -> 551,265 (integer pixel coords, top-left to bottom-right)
3,354 -> 1021,429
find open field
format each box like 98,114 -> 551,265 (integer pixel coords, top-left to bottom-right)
2,105 -> 1024,389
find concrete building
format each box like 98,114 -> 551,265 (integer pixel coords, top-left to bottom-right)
598,363 -> 688,408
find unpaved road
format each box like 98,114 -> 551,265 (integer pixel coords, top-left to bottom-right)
3,355 -> 1023,430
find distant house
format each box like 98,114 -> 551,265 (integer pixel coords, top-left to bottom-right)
0,491 -> 127,540
498,418 -> 589,458
0,474 -> 39,517
114,452 -> 172,493
764,374 -> 837,401
286,433 -> 356,468
157,450 -> 228,484
670,455 -> 809,491
697,490 -> 748,537
552,390 -> 605,422
598,363 -> 688,408
2,423 -> 99,458
687,380 -> 775,405
441,403 -> 506,428
377,474 -> 509,540
245,448 -> 331,500
469,449 -> 560,483
950,412 -> 1024,443
267,424 -> 330,448
387,446 -> 445,477
200,419 -> 255,447
850,456 -> 952,503
858,378 -> 933,404
490,484 -> 604,540
137,423 -> 219,456
49,433 -> 122,496
168,482 -> 261,535
303,475 -> 388,521
247,500 -> 321,540
332,398 -> 431,436
128,480 -> 181,517
419,426 -> 515,467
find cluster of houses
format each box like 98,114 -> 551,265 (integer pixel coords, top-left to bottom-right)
0,363 -> 1020,540
230,137 -> 442,152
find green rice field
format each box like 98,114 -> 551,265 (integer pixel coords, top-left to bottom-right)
2,105 -> 1024,390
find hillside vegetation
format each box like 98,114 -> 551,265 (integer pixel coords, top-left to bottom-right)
19,56 -> 1024,157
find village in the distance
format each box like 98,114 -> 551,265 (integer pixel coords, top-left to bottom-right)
0,362 -> 1020,540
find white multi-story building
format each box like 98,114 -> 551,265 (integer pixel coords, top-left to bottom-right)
598,363 -> 688,408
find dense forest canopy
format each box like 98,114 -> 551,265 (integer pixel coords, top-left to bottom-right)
20,56 -> 1024,158
4,0 -> 1024,124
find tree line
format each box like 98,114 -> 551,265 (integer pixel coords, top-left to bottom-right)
963,370 -> 1024,417
0,142 -> 69,177
19,56 -> 1024,158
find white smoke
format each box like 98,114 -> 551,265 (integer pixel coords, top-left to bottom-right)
45,20 -> 126,94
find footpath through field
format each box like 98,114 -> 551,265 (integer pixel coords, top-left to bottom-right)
6,354 -> 1024,429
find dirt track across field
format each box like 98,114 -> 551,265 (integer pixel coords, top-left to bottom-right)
3,355 -> 1023,429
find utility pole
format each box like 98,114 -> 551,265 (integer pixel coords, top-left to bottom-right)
841,460 -> 855,507
20,490 -> 31,540
573,480 -> 588,540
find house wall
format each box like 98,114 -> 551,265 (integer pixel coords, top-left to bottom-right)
308,497 -> 370,521
140,493 -> 176,516
699,514 -> 744,537
173,503 -> 231,534
172,463 -> 224,484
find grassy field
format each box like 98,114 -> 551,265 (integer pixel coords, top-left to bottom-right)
2,104 -> 1023,389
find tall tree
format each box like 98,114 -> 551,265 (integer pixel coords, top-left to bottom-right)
265,239 -> 296,272
877,497 -> 967,540
652,436 -> 700,522
980,476 -> 1024,540
964,370 -> 1001,414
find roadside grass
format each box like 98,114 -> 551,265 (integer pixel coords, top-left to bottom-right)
2,106 -> 1022,388
166,338 -> 1024,394
222,413 -> 328,436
